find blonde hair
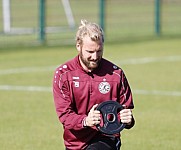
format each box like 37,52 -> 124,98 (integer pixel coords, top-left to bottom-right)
75,19 -> 104,45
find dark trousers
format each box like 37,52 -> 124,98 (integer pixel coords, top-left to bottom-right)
66,136 -> 121,150
86,136 -> 121,150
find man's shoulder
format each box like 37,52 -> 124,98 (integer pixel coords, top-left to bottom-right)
101,58 -> 123,73
54,56 -> 78,75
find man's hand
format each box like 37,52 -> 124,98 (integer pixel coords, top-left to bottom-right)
85,104 -> 101,127
120,108 -> 133,125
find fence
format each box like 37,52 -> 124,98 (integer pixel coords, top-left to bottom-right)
0,0 -> 180,48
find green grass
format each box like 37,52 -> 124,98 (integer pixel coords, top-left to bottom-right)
0,37 -> 181,150
0,0 -> 181,48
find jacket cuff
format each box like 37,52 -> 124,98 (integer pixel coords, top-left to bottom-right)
124,116 -> 135,129
82,117 -> 88,128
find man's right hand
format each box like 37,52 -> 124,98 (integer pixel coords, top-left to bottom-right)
85,104 -> 101,127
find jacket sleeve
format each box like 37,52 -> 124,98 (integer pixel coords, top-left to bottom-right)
119,70 -> 134,109
119,70 -> 135,129
53,68 -> 86,130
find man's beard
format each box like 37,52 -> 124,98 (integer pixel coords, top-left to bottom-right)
79,51 -> 101,71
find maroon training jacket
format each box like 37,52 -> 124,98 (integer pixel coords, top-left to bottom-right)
53,55 -> 134,150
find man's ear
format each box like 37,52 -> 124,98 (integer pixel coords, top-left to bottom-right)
76,43 -> 81,52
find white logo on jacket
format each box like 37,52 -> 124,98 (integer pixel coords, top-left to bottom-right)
98,82 -> 110,94
74,81 -> 79,87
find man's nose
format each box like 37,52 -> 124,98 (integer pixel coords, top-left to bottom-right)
92,52 -> 98,60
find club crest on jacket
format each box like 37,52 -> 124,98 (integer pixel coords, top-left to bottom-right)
98,81 -> 111,94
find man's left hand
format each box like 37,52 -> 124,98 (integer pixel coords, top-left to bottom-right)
120,109 -> 133,125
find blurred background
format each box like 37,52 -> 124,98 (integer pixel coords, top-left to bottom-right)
0,1 -> 181,150
0,0 -> 180,47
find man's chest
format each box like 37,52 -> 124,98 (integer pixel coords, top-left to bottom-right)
67,73 -> 120,106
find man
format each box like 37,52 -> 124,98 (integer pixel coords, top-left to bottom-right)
53,19 -> 135,150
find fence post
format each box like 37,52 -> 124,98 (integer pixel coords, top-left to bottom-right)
2,0 -> 11,33
39,0 -> 46,43
155,0 -> 161,36
99,0 -> 106,32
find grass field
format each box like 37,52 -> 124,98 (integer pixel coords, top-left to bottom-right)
0,0 -> 181,47
0,37 -> 181,150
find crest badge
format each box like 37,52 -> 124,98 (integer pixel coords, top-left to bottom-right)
98,82 -> 111,94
